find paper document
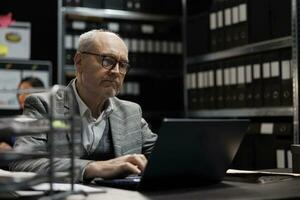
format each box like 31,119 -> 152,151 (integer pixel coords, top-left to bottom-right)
32,183 -> 105,193
227,169 -> 300,177
0,169 -> 36,179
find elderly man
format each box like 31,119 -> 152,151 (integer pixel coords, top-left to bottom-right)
10,30 -> 157,182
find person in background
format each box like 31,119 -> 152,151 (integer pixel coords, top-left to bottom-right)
10,30 -> 157,183
0,77 -> 45,151
17,77 -> 45,109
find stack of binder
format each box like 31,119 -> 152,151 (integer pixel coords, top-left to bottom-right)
186,48 -> 292,110
208,0 -> 291,51
232,122 -> 293,170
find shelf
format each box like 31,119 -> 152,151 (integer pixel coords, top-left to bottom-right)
64,65 -> 182,77
62,7 -> 179,21
187,36 -> 292,65
188,107 -> 293,118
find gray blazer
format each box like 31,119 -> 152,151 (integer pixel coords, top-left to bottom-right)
10,83 -> 157,182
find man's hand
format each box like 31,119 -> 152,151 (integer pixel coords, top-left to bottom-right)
83,154 -> 147,179
0,142 -> 12,151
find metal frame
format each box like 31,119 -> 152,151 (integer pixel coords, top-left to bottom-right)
187,36 -> 292,65
183,2 -> 294,119
58,2 -> 181,85
188,107 -> 293,118
62,7 -> 179,21
182,0 -> 188,117
58,0 -> 64,84
0,59 -> 53,86
292,0 -> 299,144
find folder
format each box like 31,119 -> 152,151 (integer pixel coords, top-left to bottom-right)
187,13 -> 209,56
274,123 -> 293,137
223,0 -> 234,49
249,0 -> 271,43
236,57 -> 246,108
275,139 -> 293,168
202,68 -> 210,109
65,49 -> 76,65
280,48 -> 292,106
209,1 -> 218,51
207,66 -> 216,109
187,66 -> 198,110
216,4 -> 225,50
255,123 -> 276,169
103,0 -> 124,9
262,51 -> 281,107
223,60 -> 232,108
269,0 -> 291,38
252,55 -> 263,107
82,0 -> 102,8
237,1 -> 248,46
231,3 -> 240,48
269,56 -> 281,106
244,55 -> 254,108
197,69 -> 205,110
215,61 -> 224,109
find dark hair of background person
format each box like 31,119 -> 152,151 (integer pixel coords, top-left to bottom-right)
19,76 -> 45,88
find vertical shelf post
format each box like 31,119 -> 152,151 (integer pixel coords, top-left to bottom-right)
182,0 -> 188,117
292,0 -> 299,144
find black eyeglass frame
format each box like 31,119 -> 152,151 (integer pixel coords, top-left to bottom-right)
80,51 -> 131,74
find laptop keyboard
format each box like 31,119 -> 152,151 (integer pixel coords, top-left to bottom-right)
93,175 -> 141,190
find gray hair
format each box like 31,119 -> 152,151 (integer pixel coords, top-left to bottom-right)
77,29 -> 121,52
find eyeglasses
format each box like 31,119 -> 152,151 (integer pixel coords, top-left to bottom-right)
80,51 -> 130,75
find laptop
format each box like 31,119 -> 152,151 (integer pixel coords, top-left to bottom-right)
94,118 -> 249,190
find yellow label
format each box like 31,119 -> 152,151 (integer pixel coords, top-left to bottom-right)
5,32 -> 22,43
0,44 -> 8,56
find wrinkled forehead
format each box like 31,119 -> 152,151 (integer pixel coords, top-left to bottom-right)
94,32 -> 128,59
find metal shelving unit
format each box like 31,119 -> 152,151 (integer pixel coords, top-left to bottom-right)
183,1 -> 295,119
57,1 -> 181,84
64,64 -> 182,77
292,0 -> 299,144
188,107 -> 293,118
62,7 -> 178,21
187,36 -> 292,65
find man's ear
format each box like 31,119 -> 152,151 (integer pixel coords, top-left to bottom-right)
74,52 -> 82,73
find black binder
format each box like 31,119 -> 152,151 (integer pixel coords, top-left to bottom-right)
187,65 -> 199,110
209,0 -> 219,51
223,0 -> 234,49
269,0 -> 291,38
235,57 -> 247,108
244,55 -> 254,108
237,0 -> 248,46
255,123 -> 277,169
274,123 -> 293,138
223,60 -> 232,108
262,51 -> 281,107
252,55 -> 263,107
248,0 -> 270,43
280,49 -> 293,106
215,61 -> 225,109
187,13 -> 209,56
216,0 -> 225,50
103,0 -> 124,9
207,63 -> 216,109
82,0 -> 102,8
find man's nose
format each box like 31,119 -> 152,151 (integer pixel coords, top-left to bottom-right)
110,62 -> 120,73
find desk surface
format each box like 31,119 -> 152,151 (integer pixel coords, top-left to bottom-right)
66,178 -> 300,200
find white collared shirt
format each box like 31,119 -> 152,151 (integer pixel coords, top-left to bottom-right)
72,80 -> 113,153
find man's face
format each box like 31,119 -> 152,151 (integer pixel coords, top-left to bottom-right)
17,81 -> 32,108
75,32 -> 128,98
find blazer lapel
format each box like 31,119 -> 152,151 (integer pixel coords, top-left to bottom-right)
63,81 -> 82,149
109,101 -> 125,157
